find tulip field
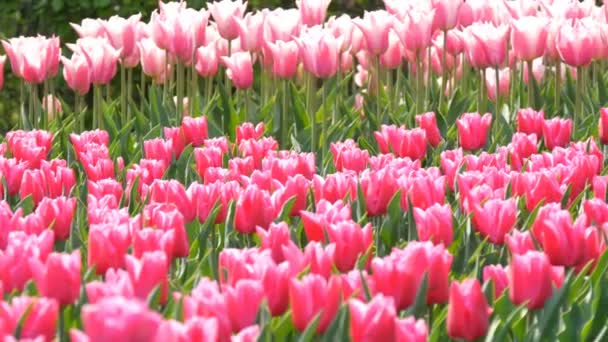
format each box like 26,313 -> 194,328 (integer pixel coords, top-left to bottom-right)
4,0 -> 608,341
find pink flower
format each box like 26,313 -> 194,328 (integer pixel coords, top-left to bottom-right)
266,40 -> 299,79
208,0 -> 248,40
61,53 -> 92,95
138,38 -> 167,84
221,52 -> 254,89
511,16 -> 549,62
29,250 -> 81,306
102,14 -> 141,67
69,37 -> 121,85
485,67 -> 510,102
556,18 -> 596,67
393,8 -> 435,54
235,12 -> 265,52
456,112 -> 492,151
195,41 -> 221,78
432,0 -> 463,31
353,10 -> 394,55
296,0 -> 331,26
297,27 -> 341,79
467,22 -> 510,67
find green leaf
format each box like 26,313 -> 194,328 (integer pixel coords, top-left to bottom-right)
404,272 -> 428,319
146,284 -> 162,309
276,196 -> 297,223
297,312 -> 322,342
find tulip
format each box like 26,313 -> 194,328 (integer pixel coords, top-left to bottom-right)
70,18 -> 104,38
102,14 -> 141,67
272,175 -> 311,216
326,221 -> 373,272
432,0 -> 463,31
392,8 -> 435,55
352,11 -> 394,55
88,223 -> 131,275
447,279 -> 491,341
472,198 -> 517,244
41,94 -> 63,120
262,261 -> 292,316
534,209 -> 584,267
505,229 -> 535,255
257,222 -> 292,263
138,38 -> 167,84
509,251 -> 564,309
330,139 -> 370,173
0,296 -> 58,341
556,19 -> 595,67
0,54 -> 5,91
349,295 -> 396,342
483,264 -> 509,298
153,317 -> 220,342
599,108 -> 608,145
360,168 -> 398,217
542,118 -> 572,150
0,231 -> 54,293
511,16 -> 549,62
61,53 -> 92,95
74,297 -> 162,341
208,0 -> 247,40
266,40 -> 299,79
415,112 -> 442,147
29,250 -> 81,306
148,179 -> 195,223
395,316 -> 428,342
297,28 -> 341,79
235,12 -> 265,52
35,196 -> 76,240
413,203 -> 453,246
234,185 -> 276,233
221,52 -> 254,89
126,252 -> 169,304
2,36 -> 60,84
456,112 -> 492,151
296,0 -> 331,27
289,274 -> 342,333
264,9 -> 302,44
516,108 -> 544,138
224,279 -> 265,333
407,174 -> 445,210
236,122 -> 265,144
195,42 -> 220,78
69,37 -> 121,85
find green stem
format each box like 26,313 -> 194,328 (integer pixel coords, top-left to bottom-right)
308,74 -> 317,155
322,81 -> 328,168
57,307 -> 65,342
426,46 -> 432,108
33,84 -> 40,129
121,63 -> 126,125
42,80 -> 48,128
527,60 -> 534,109
495,66 -> 501,118
76,95 -> 84,132
439,30 -> 448,110
176,62 -> 184,124
282,79 -> 288,148
555,62 -> 561,115
28,84 -> 34,128
376,56 -> 382,124
576,66 -> 584,122
205,77 -> 212,107
191,63 -> 197,116
163,51 -> 169,105
386,68 -> 393,120
480,69 -> 487,114
245,88 -> 251,122
416,51 -> 424,114
19,79 -> 25,129
140,70 -> 146,117
127,67 -> 133,123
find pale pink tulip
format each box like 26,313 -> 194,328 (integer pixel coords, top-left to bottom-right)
264,9 -> 301,43
296,28 -> 340,79
511,16 -> 549,62
221,52 -> 254,89
353,10 -> 394,55
62,53 -> 92,95
69,37 -> 121,85
138,38 -> 167,84
208,0 -> 248,40
296,0 -> 331,27
70,18 -> 105,38
235,12 -> 265,52
556,18 -> 597,67
266,40 -> 299,79
485,68 -> 510,102
102,14 -> 141,67
432,0 -> 463,31
393,8 -> 435,54
196,42 -> 221,78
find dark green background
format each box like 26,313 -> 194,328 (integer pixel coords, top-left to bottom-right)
0,0 -> 380,132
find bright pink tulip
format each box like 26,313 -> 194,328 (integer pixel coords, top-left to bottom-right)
0,231 -> 54,293
456,112 -> 492,151
447,279 -> 491,341
221,52 -> 254,89
509,132 -> 538,170
208,0 -> 248,40
296,0 -> 331,26
326,221 -> 372,272
407,174 -> 445,210
267,40 -> 299,79
73,297 -> 162,342
511,16 -> 549,62
509,251 -> 564,309
235,185 -> 276,233
534,209 -> 585,267
235,12 -> 265,52
395,316 -> 428,342
0,54 -> 5,91
289,274 -> 342,333
556,19 -> 596,67
224,279 -> 265,333
393,8 -> 435,54
483,264 -> 508,298
85,269 -> 134,304
360,168 -> 398,217
542,117 -> 572,150
414,203 -> 453,246
35,196 -> 76,240
505,229 -> 535,255
372,241 -> 452,309
353,11 -> 394,55
599,108 -> 608,144
432,0 -> 463,31
29,250 -> 81,306
0,296 -> 58,341
330,139 -> 370,173
415,112 -> 442,147
126,251 -> 169,304
301,199 -> 352,241
138,38 -> 167,84
472,198 -> 517,244
516,108 -> 544,138
349,295 -> 396,342
88,223 -> 130,275
69,37 -> 121,85
153,317 -> 220,342
283,241 -> 335,279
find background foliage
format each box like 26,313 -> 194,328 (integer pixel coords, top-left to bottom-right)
0,0 -> 379,133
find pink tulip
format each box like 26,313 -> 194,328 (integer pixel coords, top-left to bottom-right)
542,117 -> 572,150
472,198 -> 517,244
195,42 -> 221,78
224,280 -> 265,333
600,108 -> 608,145
483,264 -> 508,298
456,112 -> 492,151
380,30 -> 403,69
296,0 -> 331,26
395,316 -> 428,342
266,40 -> 299,79
511,16 -> 549,62
432,0 -> 463,31
505,229 -> 535,255
35,196 -> 76,240
42,94 -> 63,119
413,203 -> 453,246
61,53 -> 92,95
126,251 -> 169,304
69,37 -> 121,85
234,185 -> 276,233
29,250 -> 81,306
393,8 -> 435,54
353,11 -> 394,55
297,28 -> 341,79
415,112 -> 442,147
138,38 -> 167,84
289,274 -> 342,333
326,221 -> 373,272
517,108 -> 544,138
327,14 -> 355,52
235,12 -> 265,52
0,296 -> 58,341
2,36 -> 60,84
70,18 -> 104,38
221,52 -> 254,89
102,14 -> 141,67
0,54 -> 6,91
509,251 -> 564,309
467,22 -> 510,67
447,279 -> 491,341
349,295 -> 396,342
485,67 -> 510,102
88,223 -> 130,275
208,0 -> 248,40
264,9 -> 302,44
556,19 -> 596,67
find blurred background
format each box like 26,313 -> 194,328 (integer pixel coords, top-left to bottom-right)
0,0 -> 380,133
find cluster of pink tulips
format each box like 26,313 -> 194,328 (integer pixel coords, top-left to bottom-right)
0,104 -> 606,340
1,0 -> 608,341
